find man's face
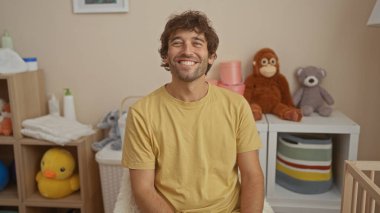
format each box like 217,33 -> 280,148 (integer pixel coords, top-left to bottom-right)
164,30 -> 215,82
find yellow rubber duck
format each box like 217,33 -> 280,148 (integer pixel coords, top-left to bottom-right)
36,148 -> 80,198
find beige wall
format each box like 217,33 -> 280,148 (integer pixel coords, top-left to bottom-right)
1,0 -> 380,160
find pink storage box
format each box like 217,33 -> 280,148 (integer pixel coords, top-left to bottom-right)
219,60 -> 242,85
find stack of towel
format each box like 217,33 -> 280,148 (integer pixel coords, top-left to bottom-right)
21,114 -> 94,145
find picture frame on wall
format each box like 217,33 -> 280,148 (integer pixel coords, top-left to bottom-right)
72,0 -> 129,13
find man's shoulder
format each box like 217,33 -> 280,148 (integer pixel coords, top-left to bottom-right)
131,86 -> 165,110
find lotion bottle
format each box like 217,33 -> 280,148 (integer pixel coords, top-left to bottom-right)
1,31 -> 14,49
63,88 -> 76,121
48,94 -> 60,116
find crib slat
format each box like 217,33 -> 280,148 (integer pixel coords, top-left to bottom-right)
346,162 -> 380,202
370,199 -> 375,213
353,180 -> 358,213
342,163 -> 354,213
370,170 -> 376,213
361,188 -> 367,213
342,161 -> 380,213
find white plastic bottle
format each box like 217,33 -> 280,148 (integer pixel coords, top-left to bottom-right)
48,94 -> 60,116
23,57 -> 38,71
1,31 -> 14,49
63,88 -> 76,121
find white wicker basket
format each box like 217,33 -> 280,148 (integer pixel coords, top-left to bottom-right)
95,96 -> 142,213
96,143 -> 123,213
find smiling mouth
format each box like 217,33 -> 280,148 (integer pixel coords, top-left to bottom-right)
178,60 -> 196,66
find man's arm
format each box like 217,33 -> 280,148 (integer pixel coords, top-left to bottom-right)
130,169 -> 174,213
237,150 -> 264,213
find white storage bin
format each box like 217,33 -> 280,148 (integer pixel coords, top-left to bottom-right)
96,143 -> 123,213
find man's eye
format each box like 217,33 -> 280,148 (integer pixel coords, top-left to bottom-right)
193,42 -> 202,47
171,41 -> 182,47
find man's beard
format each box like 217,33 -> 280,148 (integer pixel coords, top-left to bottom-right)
169,55 -> 209,82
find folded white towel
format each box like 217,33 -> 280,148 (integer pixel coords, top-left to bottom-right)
21,114 -> 94,145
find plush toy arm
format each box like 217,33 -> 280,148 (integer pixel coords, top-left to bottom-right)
278,75 -> 295,106
320,87 -> 334,105
293,88 -> 304,106
91,137 -> 113,151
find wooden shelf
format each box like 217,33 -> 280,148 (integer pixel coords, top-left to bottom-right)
0,70 -> 46,139
0,183 -> 19,206
0,136 -> 17,145
0,70 -> 103,213
24,191 -> 82,208
19,135 -> 103,213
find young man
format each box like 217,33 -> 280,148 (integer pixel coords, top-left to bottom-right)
122,10 -> 264,212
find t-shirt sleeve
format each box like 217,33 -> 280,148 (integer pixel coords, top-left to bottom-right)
122,107 -> 156,169
236,99 -> 262,153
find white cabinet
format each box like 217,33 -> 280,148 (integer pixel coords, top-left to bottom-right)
265,111 -> 360,213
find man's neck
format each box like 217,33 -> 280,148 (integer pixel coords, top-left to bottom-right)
165,77 -> 209,102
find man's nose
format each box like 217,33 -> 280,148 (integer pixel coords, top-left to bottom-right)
182,42 -> 194,54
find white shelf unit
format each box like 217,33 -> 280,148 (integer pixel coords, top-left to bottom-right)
265,111 -> 360,213
255,117 -> 268,185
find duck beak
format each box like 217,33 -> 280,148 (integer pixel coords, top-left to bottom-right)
43,170 -> 57,179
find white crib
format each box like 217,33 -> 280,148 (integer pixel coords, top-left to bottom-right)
341,160 -> 380,213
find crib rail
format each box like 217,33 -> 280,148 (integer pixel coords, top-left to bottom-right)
341,161 -> 380,213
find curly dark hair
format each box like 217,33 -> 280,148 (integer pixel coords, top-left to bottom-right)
159,10 -> 219,74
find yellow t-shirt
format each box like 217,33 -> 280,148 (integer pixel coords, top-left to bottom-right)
122,84 -> 262,212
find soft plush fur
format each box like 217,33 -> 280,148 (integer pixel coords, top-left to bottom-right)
293,66 -> 334,116
244,48 -> 302,121
92,110 -> 123,152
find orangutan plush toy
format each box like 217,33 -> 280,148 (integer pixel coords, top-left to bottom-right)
244,48 -> 302,122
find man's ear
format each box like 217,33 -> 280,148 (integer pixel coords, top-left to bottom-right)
162,56 -> 168,64
208,53 -> 217,64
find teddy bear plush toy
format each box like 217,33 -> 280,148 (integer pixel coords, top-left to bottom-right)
91,110 -> 124,151
0,99 -> 12,136
244,48 -> 302,122
293,66 -> 334,116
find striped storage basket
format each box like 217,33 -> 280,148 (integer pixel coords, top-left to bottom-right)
275,133 -> 333,194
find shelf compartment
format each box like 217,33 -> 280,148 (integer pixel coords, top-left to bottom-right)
24,206 -> 81,213
20,143 -> 80,203
0,183 -> 19,206
265,111 -> 360,213
0,206 -> 18,212
19,135 -> 103,213
0,144 -> 19,204
0,70 -> 47,139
